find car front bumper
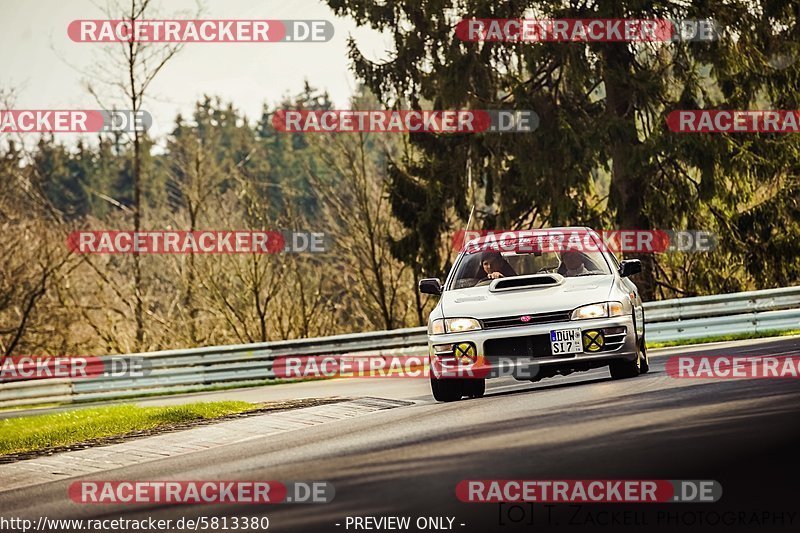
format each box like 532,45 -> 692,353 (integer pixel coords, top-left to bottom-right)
427,315 -> 638,379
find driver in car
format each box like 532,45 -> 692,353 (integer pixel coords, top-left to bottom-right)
561,251 -> 590,277
481,251 -> 516,280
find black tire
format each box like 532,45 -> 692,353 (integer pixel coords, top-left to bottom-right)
430,374 -> 464,402
609,351 -> 642,380
639,336 -> 650,374
466,378 -> 486,398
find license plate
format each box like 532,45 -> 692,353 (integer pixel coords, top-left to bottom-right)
550,328 -> 583,355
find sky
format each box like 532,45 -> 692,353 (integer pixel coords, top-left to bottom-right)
0,0 -> 394,141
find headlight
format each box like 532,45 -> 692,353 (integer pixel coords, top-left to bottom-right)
430,319 -> 445,335
445,318 -> 482,333
608,301 -> 625,316
571,302 -> 625,320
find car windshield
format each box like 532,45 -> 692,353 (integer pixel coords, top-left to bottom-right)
448,247 -> 612,290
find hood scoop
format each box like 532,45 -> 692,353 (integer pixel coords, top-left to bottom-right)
490,273 -> 564,292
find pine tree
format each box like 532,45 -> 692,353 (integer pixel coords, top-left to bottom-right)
325,0 -> 800,299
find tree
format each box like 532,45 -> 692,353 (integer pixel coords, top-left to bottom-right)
255,82 -> 334,219
305,88 -> 417,330
0,91 -> 77,357
325,0 -> 800,300
83,0 -> 185,349
161,99 -> 247,344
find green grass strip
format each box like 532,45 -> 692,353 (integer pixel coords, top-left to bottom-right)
0,400 -> 256,455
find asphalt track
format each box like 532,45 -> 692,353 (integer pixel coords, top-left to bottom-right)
1,336 -> 799,533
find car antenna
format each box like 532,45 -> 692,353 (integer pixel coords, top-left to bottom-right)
465,204 -> 476,234
460,204 -> 477,255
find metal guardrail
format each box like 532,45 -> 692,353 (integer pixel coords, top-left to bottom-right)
643,285 -> 800,322
2,286 -> 799,408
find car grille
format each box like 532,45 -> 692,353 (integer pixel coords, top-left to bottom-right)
483,327 -> 628,360
484,334 -> 554,359
481,311 -> 571,330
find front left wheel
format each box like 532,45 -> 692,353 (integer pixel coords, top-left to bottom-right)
609,350 -> 642,380
609,356 -> 640,379
609,331 -> 648,379
639,336 -> 650,374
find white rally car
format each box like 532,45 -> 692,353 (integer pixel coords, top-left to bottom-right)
418,228 -> 647,402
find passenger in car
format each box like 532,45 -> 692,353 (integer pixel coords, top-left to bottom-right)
560,251 -> 590,277
481,251 -> 516,280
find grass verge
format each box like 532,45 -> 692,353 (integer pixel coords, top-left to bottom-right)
0,400 -> 257,456
647,329 -> 800,349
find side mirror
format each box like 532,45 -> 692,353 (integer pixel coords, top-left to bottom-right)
619,259 -> 642,278
418,278 -> 443,295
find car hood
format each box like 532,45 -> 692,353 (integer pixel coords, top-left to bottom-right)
440,275 -> 615,319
